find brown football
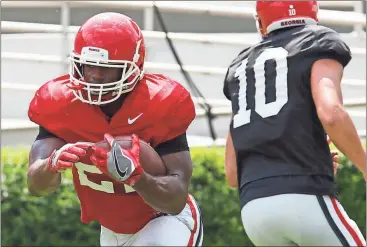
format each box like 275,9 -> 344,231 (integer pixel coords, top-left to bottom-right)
94,135 -> 167,176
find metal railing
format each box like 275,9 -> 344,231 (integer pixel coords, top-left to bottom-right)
2,52 -> 367,85
2,1 -> 366,27
2,81 -> 366,119
2,1 -> 366,51
2,21 -> 367,55
2,1 -> 366,138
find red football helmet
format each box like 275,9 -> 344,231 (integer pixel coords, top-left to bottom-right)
255,1 -> 319,37
69,12 -> 145,105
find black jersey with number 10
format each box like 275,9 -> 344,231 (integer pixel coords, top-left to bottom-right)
223,25 -> 351,206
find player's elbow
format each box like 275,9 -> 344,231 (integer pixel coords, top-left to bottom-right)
317,103 -> 348,127
169,204 -> 186,215
226,178 -> 238,188
166,193 -> 187,215
162,183 -> 188,215
227,178 -> 238,188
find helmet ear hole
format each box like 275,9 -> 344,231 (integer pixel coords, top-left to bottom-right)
258,19 -> 264,35
255,18 -> 266,37
133,54 -> 140,63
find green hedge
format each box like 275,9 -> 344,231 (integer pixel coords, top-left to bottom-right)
1,146 -> 365,246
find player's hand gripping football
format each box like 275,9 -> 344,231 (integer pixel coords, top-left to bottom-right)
90,134 -> 144,186
327,136 -> 339,175
47,142 -> 92,173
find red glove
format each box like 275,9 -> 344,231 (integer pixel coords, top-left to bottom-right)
47,142 -> 92,173
90,133 -> 144,186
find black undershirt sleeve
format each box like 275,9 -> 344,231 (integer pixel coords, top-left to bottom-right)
36,126 -> 189,156
35,126 -> 59,140
153,132 -> 190,156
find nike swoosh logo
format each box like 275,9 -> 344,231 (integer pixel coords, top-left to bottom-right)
116,164 -> 128,178
128,113 -> 143,124
113,145 -> 129,178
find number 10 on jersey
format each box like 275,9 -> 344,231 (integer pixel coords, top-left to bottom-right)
233,47 -> 289,128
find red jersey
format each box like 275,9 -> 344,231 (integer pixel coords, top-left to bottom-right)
28,73 -> 196,234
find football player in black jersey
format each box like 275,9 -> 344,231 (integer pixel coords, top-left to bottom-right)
223,1 -> 366,246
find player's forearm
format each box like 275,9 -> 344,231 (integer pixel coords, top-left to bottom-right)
133,172 -> 187,214
225,163 -> 238,188
27,159 -> 61,197
322,110 -> 366,177
225,131 -> 238,188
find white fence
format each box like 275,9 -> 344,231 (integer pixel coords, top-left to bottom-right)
2,1 -> 366,27
2,0 -> 366,62
2,0 -> 366,70
1,1 -> 366,143
2,1 -> 366,34
1,50 -> 366,111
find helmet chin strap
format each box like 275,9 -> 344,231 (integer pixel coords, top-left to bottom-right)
133,39 -> 142,63
253,14 -> 266,39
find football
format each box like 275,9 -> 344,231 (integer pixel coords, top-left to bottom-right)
94,135 -> 167,176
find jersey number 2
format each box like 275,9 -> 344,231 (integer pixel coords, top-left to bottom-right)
233,47 -> 289,128
75,162 -> 135,194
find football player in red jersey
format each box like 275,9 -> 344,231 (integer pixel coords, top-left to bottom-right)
223,1 -> 366,246
27,12 -> 203,246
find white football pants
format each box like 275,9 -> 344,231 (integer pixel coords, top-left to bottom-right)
100,195 -> 203,246
241,194 -> 366,246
